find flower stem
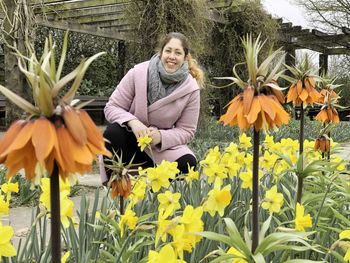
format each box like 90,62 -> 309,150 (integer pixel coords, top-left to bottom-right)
50,163 -> 61,263
252,128 -> 260,252
120,196 -> 124,215
296,104 -> 304,204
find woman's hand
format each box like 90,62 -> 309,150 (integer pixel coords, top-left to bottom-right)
148,127 -> 161,146
127,119 -> 149,138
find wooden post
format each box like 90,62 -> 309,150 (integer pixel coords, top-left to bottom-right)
117,40 -> 126,79
319,53 -> 328,75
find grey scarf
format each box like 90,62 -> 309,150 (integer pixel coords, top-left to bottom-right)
147,54 -> 189,105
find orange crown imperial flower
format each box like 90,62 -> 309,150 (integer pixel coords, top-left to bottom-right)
219,35 -> 290,132
314,135 -> 330,153
285,55 -> 321,108
315,76 -> 343,124
0,32 -> 111,182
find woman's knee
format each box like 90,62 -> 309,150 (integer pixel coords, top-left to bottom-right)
175,154 -> 197,174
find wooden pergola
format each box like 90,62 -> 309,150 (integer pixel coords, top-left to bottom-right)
277,20 -> 350,74
28,0 -> 229,40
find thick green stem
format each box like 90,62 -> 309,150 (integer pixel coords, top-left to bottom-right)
252,129 -> 260,252
50,163 -> 61,263
296,105 -> 305,204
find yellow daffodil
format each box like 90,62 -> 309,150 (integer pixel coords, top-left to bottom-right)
1,182 -> 19,194
340,230 -> 350,240
295,203 -> 312,231
244,153 -> 253,170
184,165 -> 199,187
261,151 -> 279,171
39,177 -> 71,210
227,247 -> 248,263
264,134 -> 275,149
137,135 -> 153,152
119,205 -> 138,237
0,222 -> 16,258
239,170 -> 253,190
169,224 -> 193,259
0,196 -> 9,215
202,161 -> 228,185
130,178 -> 147,206
146,161 -> 179,193
60,191 -> 75,229
221,155 -> 240,178
203,181 -> 231,217
199,146 -> 221,166
239,133 -> 252,150
344,248 -> 350,262
157,191 -> 181,219
148,244 -> 186,263
0,33 -> 111,182
61,251 -> 70,263
240,169 -> 263,191
179,205 -> 204,247
224,142 -> 239,156
236,152 -> 247,166
155,214 -> 173,246
261,185 -> 284,214
39,178 -> 75,228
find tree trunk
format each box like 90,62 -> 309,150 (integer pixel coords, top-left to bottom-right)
2,0 -> 33,126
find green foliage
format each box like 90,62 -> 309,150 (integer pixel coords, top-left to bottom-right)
124,0 -> 212,67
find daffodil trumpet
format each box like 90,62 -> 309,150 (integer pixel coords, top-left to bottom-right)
0,32 -> 111,263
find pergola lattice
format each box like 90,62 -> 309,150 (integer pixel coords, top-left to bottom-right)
278,20 -> 350,74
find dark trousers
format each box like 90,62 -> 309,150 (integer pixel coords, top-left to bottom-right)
103,122 -> 197,178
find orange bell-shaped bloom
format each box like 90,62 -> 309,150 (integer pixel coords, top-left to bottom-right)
315,108 -> 340,124
220,93 -> 289,132
0,109 -> 111,182
111,174 -> 131,199
315,86 -> 341,124
314,136 -> 330,153
287,76 -> 321,107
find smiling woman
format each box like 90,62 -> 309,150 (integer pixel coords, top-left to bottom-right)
101,32 -> 205,186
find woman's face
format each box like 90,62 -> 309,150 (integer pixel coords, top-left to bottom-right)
160,38 -> 186,73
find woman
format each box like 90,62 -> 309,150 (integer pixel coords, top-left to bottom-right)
101,32 -> 204,184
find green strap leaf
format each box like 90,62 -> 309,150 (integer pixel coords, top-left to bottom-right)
0,84 -> 39,115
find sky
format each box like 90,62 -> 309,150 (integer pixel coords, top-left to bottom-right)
262,0 -> 310,28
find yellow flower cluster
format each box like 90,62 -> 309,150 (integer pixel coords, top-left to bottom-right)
39,177 -> 75,229
0,177 -> 18,259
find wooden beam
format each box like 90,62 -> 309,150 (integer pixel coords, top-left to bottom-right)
77,13 -> 125,24
36,17 -> 130,40
342,26 -> 350,35
34,4 -> 128,19
326,47 -> 350,55
33,0 -> 131,13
